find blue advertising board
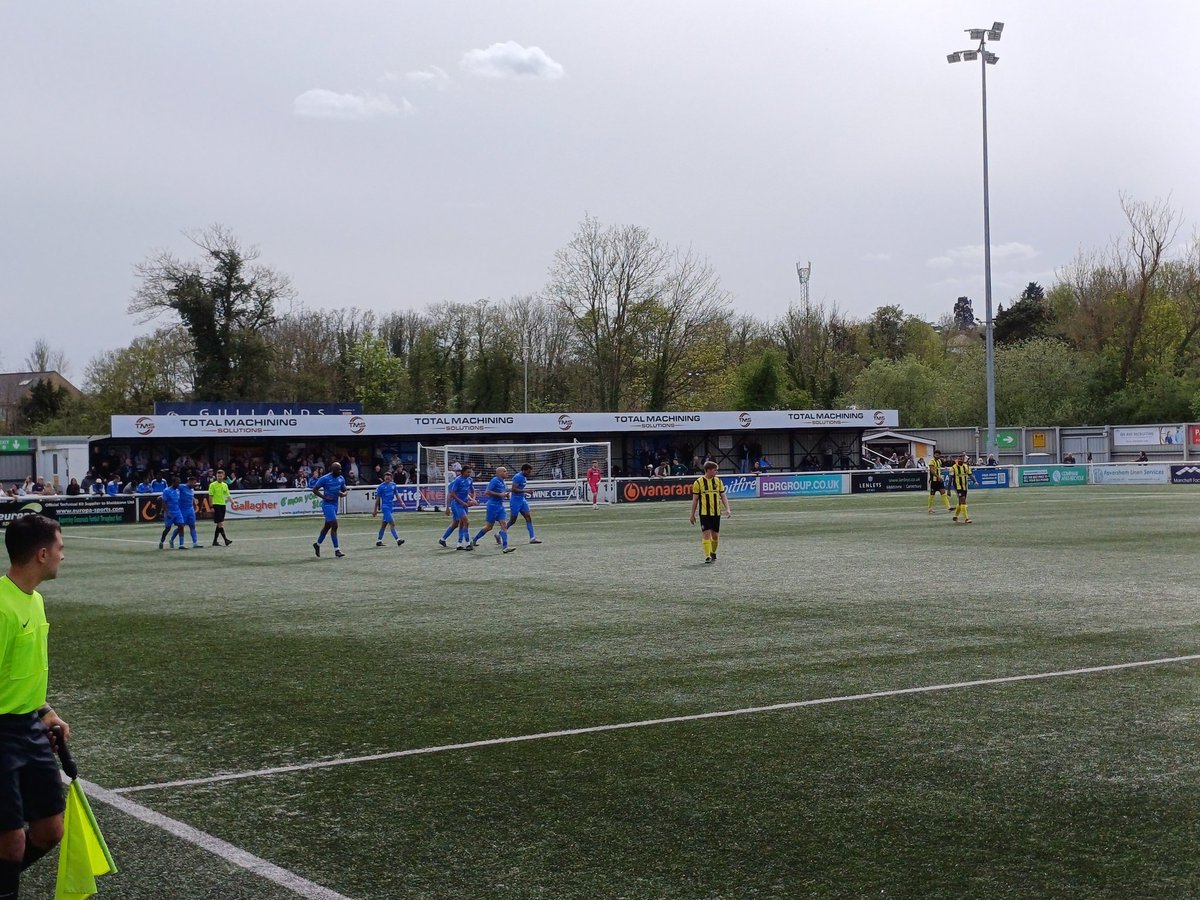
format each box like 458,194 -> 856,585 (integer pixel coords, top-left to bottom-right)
758,473 -> 846,497
1170,464 -> 1200,485
721,474 -> 761,499
972,467 -> 1010,489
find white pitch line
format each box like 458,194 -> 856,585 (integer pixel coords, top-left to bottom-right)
115,652 -> 1200,795
80,778 -> 353,899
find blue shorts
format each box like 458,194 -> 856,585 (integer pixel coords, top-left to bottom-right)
163,510 -> 181,527
322,502 -> 339,523
450,500 -> 468,520
180,512 -> 196,526
509,497 -> 530,517
379,504 -> 395,523
486,503 -> 506,524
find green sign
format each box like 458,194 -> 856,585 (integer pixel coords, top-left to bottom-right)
0,438 -> 30,452
995,430 -> 1019,449
1019,464 -> 1088,488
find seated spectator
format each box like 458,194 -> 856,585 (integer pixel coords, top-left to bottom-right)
1135,451 -> 1149,463
671,459 -> 687,476
1062,453 -> 1075,464
106,475 -> 122,496
150,473 -> 168,492
90,479 -> 105,496
30,477 -> 47,494
18,477 -> 33,496
65,478 -> 81,496
135,476 -> 153,493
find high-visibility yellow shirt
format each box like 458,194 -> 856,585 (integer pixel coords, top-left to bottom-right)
208,481 -> 231,505
691,475 -> 726,517
0,576 -> 49,714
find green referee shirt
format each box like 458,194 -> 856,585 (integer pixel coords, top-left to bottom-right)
209,481 -> 231,505
0,575 -> 50,714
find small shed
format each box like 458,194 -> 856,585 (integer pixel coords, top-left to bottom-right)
862,430 -> 938,467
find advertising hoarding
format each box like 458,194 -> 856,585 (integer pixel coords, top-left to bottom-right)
758,473 -> 847,497
1090,464 -> 1170,485
850,472 -> 926,494
1018,465 -> 1088,487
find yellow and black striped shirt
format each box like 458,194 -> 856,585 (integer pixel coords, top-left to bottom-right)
928,457 -> 944,481
950,461 -> 973,491
691,475 -> 726,516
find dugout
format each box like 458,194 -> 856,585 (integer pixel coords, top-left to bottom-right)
96,408 -> 900,480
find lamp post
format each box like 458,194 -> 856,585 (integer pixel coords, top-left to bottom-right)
948,21 -> 1002,463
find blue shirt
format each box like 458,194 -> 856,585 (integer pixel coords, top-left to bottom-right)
313,473 -> 346,505
377,481 -> 399,508
150,478 -> 167,492
511,472 -> 528,497
178,483 -> 195,512
136,483 -> 152,494
106,481 -> 120,496
448,474 -> 474,504
485,476 -> 506,507
161,486 -> 182,515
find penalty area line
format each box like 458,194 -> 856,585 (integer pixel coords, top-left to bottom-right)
81,778 -> 352,899
115,652 -> 1200,795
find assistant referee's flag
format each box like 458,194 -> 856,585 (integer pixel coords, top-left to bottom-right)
55,779 -> 117,900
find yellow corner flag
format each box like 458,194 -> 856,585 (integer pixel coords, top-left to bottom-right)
55,780 -> 117,900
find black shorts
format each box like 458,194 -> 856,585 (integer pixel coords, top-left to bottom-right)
956,489 -> 969,501
213,504 -> 227,524
698,514 -> 721,533
0,713 -> 66,830
929,480 -> 944,494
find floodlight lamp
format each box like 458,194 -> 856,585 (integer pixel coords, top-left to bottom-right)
947,52 -> 962,63
969,29 -> 986,40
992,22 -> 1004,33
988,30 -> 1002,41
985,52 -> 998,64
962,50 -> 978,61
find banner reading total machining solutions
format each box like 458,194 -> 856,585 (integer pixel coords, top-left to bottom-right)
1018,465 -> 1088,487
111,408 -> 899,438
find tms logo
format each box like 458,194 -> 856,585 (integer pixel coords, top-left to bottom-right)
558,414 -> 574,431
348,416 -> 366,434
738,412 -> 752,428
135,416 -> 156,436
873,411 -> 886,425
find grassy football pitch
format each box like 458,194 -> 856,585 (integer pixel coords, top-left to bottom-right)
22,486 -> 1200,898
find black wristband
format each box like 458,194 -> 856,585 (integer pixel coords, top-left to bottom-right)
36,704 -> 53,718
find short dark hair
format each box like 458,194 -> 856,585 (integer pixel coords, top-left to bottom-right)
704,461 -> 718,471
520,464 -> 532,473
5,514 -> 61,565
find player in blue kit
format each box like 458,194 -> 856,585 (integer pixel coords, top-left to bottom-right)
178,474 -> 202,549
472,466 -> 515,553
158,475 -> 185,550
504,463 -> 542,545
439,464 -> 476,550
373,470 -> 406,548
312,461 -> 348,558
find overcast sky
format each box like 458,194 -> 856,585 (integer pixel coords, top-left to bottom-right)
3,1 -> 1199,385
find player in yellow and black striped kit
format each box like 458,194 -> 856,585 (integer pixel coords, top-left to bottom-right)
689,461 -> 732,564
926,450 -> 952,514
949,453 -> 978,524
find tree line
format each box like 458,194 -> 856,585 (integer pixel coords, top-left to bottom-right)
16,197 -> 1200,435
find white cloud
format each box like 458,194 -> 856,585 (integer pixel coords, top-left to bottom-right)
460,41 -> 564,80
926,242 -> 1037,268
405,65 -> 452,87
292,89 -> 409,120
863,251 -> 893,263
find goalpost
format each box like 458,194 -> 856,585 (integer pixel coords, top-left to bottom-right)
416,441 -> 614,507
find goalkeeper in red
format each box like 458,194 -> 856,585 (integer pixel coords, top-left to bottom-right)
689,461 -> 731,564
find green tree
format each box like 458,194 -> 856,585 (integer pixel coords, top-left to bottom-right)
129,225 -> 292,399
953,296 -> 976,330
994,282 -> 1051,344
18,379 -> 71,430
348,336 -> 408,412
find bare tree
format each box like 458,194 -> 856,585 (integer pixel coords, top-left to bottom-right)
1113,193 -> 1181,381
548,215 -> 666,410
23,338 -> 69,376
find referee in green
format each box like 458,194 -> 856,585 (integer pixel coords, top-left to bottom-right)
0,514 -> 70,899
209,468 -> 233,546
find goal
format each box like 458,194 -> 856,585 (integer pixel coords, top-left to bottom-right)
416,441 -> 613,507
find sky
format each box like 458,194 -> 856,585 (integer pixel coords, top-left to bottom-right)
3,1 -> 1199,386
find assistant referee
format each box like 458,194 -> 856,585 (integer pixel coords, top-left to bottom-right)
0,514 -> 70,898
689,461 -> 732,564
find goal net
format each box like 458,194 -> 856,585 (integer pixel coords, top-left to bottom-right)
416,441 -> 613,508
